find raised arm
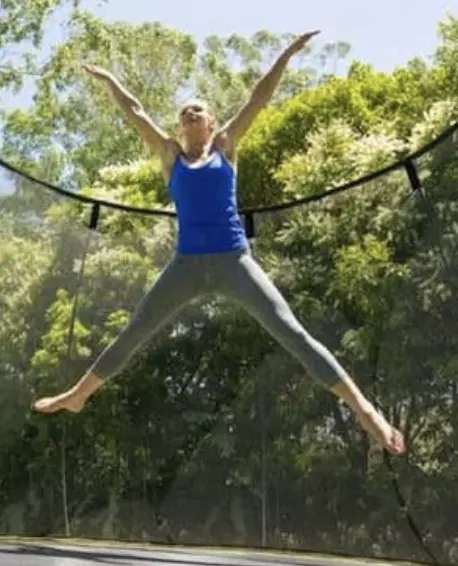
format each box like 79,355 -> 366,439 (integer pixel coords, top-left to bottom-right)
218,30 -> 320,156
81,63 -> 177,176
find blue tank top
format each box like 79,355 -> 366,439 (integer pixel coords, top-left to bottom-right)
167,150 -> 249,254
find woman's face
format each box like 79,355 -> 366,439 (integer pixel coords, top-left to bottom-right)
178,100 -> 215,143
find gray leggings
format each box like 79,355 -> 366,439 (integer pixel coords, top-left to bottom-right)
89,249 -> 348,389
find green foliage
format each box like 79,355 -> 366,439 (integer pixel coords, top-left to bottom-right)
3,10 -> 458,565
31,289 -> 91,369
2,10 -> 197,187
333,235 -> 409,320
0,0 -> 89,93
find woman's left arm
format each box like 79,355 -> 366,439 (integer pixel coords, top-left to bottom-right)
217,30 -> 320,156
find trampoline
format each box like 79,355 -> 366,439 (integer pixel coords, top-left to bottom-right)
2,104 -> 458,566
0,541 -> 420,566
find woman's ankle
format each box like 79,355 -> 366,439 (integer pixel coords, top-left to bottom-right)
330,377 -> 373,414
72,372 -> 103,399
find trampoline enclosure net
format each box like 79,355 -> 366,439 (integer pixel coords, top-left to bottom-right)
1,120 -> 458,566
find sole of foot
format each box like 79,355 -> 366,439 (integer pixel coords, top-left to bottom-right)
33,393 -> 85,414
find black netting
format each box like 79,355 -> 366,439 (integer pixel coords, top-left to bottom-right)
1,123 -> 458,566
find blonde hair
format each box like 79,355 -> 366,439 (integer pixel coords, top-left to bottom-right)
177,98 -> 214,120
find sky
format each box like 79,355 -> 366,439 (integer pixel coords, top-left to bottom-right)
3,0 -> 458,110
89,0 -> 456,73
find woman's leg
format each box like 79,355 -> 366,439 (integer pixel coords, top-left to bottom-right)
33,254 -> 201,414
219,251 -> 405,455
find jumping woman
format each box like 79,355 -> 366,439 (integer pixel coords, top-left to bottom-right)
33,31 -> 405,455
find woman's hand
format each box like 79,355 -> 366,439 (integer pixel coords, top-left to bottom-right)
80,62 -> 112,80
284,30 -> 321,58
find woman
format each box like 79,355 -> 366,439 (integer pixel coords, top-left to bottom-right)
34,31 -> 405,455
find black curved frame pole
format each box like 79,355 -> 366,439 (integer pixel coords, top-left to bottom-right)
0,119 -> 458,217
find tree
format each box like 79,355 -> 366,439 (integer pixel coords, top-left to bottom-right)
1,10 -> 197,188
3,12 -> 458,565
1,12 -> 352,196
0,0 -> 92,92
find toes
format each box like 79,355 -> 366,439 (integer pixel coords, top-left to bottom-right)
358,411 -> 406,455
388,429 -> 406,454
33,398 -> 61,413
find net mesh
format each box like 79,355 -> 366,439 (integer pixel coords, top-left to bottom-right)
1,123 -> 458,566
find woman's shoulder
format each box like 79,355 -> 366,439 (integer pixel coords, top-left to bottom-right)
212,132 -> 237,167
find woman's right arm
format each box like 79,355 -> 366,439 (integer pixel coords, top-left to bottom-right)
81,63 -> 178,177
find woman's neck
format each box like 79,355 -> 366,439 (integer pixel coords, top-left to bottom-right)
183,139 -> 213,161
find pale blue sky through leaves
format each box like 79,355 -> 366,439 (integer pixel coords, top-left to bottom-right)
2,0 -> 458,110
91,0 -> 456,74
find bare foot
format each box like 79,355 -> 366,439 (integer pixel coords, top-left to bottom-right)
33,390 -> 86,414
356,407 -> 406,455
